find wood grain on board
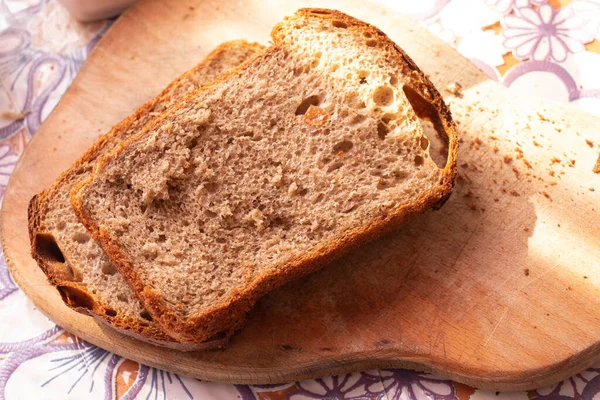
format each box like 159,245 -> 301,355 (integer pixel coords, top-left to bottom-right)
1,0 -> 599,391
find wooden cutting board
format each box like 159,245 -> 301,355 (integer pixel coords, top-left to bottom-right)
2,0 -> 600,391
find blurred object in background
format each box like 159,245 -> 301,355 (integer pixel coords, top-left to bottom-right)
58,0 -> 137,21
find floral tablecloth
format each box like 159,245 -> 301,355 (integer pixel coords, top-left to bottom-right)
1,0 -> 599,399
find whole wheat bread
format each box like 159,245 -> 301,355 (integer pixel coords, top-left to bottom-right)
28,40 -> 264,349
72,9 -> 458,344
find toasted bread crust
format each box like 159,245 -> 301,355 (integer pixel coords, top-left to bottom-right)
28,40 -> 264,349
71,9 -> 458,344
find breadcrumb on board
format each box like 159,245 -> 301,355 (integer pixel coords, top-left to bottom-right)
444,81 -> 463,98
594,155 -> 600,174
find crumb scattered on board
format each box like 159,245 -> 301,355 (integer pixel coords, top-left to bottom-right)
537,112 -> 549,122
541,191 -> 551,200
444,81 -> 463,98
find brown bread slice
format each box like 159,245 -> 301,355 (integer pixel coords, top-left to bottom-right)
72,9 -> 458,344
28,40 -> 264,350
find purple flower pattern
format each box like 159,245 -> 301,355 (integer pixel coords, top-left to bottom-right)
0,145 -> 19,203
486,0 -> 547,14
1,0 -> 600,399
502,4 -> 593,62
0,253 -> 17,301
364,370 -> 457,400
531,366 -> 600,399
289,373 -> 376,399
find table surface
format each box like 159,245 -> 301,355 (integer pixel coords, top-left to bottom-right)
1,0 -> 600,399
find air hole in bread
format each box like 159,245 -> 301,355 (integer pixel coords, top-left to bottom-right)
377,179 -> 391,190
105,308 -> 117,317
216,237 -> 226,244
157,234 -> 166,243
363,31 -> 372,38
377,121 -> 390,140
56,221 -> 66,231
402,85 -> 449,169
188,137 -> 199,149
34,233 -> 82,282
373,86 -> 394,107
389,74 -> 399,87
393,170 -> 409,180
333,140 -> 353,154
140,310 -> 153,321
327,162 -> 344,173
420,136 -> 429,150
350,114 -> 366,125
204,209 -> 218,218
295,95 -> 323,115
72,232 -> 90,244
414,155 -> 425,166
101,261 -> 117,275
58,286 -> 95,310
117,293 -> 128,303
342,203 -> 359,213
34,233 -> 65,263
366,39 -> 377,47
332,20 -> 348,29
358,70 -> 369,85
293,65 -> 310,76
204,182 -> 219,193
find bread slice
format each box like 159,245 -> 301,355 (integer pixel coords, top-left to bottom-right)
72,9 -> 458,344
28,40 -> 264,350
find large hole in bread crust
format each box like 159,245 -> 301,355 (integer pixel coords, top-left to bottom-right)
57,286 -> 95,311
140,310 -> 153,322
402,85 -> 449,169
34,233 -> 82,282
34,233 -> 65,263
295,95 -> 323,116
